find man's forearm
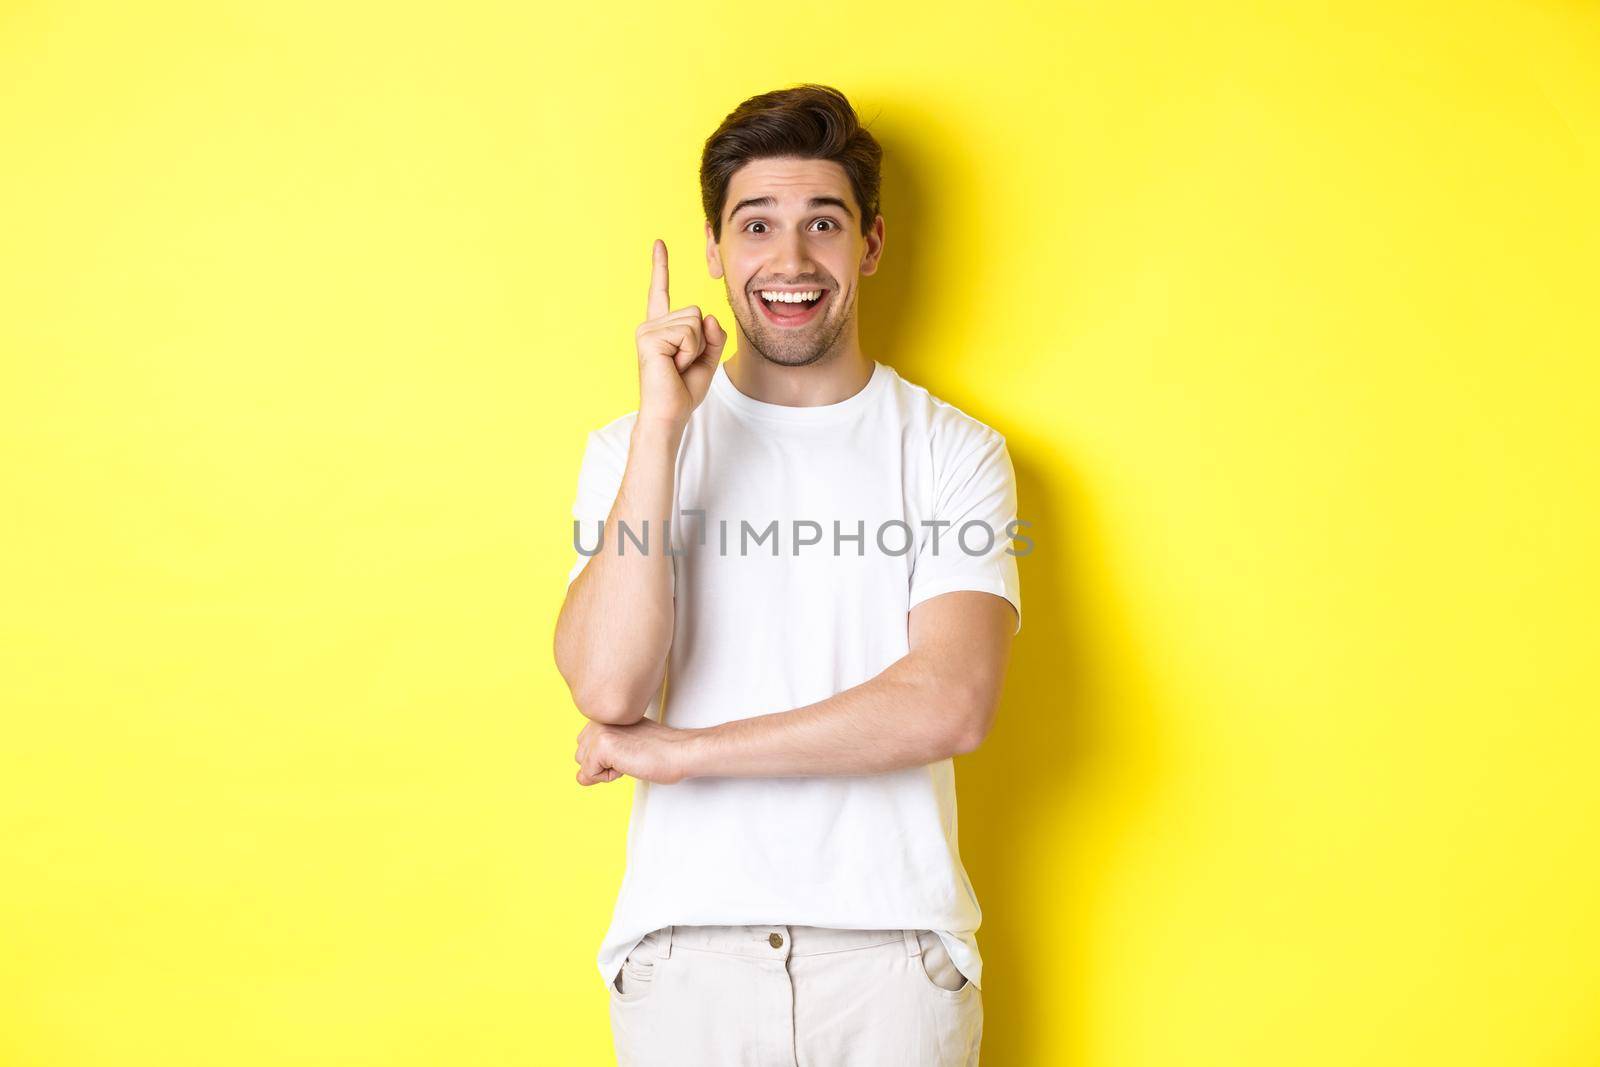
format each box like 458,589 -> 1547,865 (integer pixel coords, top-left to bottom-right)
678,651 -> 979,778
553,418 -> 683,724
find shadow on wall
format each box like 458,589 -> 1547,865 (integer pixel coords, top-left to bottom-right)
960,449 -> 1169,1067
857,113 -> 1172,1066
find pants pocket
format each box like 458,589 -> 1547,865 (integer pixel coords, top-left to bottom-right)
914,930 -> 971,993
611,929 -> 661,1000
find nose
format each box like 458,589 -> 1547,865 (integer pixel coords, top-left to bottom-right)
770,227 -> 817,282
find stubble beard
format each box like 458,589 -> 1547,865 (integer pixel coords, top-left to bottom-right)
733,285 -> 853,369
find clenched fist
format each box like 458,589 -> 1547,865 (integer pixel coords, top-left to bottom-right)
635,238 -> 725,430
575,717 -> 700,786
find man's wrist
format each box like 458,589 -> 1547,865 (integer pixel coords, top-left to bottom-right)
674,724 -> 718,781
632,416 -> 686,449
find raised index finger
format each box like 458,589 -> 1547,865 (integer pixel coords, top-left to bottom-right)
647,239 -> 670,321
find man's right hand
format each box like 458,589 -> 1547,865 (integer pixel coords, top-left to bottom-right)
635,238 -> 725,430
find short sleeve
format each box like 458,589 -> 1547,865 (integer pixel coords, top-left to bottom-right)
907,431 -> 1023,634
565,422 -> 676,594
567,428 -> 626,588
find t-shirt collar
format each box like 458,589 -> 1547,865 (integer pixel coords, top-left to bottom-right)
710,359 -> 889,424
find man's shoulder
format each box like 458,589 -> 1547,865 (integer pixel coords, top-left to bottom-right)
883,366 -> 1009,456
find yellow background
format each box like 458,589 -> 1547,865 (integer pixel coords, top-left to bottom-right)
2,1 -> 1596,1064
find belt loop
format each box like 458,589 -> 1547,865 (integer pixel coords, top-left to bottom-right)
901,929 -> 922,957
657,925 -> 673,960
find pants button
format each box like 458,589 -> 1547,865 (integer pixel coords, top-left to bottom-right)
769,932 -> 784,948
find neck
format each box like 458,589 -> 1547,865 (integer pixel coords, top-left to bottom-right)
724,349 -> 874,408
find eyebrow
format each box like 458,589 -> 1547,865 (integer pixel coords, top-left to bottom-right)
728,195 -> 855,223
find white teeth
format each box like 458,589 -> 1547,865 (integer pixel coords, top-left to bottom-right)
760,290 -> 823,303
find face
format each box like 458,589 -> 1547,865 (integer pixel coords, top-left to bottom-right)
706,156 -> 884,368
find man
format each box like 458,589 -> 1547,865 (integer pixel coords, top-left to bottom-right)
553,83 -> 1022,1066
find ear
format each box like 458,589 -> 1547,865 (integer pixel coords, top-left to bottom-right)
706,221 -> 723,279
859,214 -> 886,277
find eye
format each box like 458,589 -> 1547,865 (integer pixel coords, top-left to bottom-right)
743,218 -> 840,234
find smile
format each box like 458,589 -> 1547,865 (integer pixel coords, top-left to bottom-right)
756,288 -> 830,328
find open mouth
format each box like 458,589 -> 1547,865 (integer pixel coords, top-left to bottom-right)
756,287 -> 829,328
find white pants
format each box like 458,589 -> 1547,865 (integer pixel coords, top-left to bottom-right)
608,924 -> 983,1066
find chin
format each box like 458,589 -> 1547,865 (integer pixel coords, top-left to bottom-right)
750,342 -> 830,368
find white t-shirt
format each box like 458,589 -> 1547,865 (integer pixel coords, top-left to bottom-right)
566,358 -> 1023,993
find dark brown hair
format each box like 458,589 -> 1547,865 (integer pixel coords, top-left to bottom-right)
700,84 -> 882,242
